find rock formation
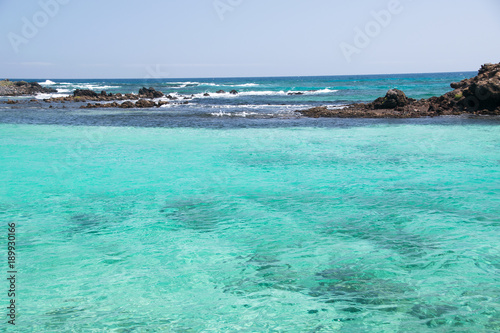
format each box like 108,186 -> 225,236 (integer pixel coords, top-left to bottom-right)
138,87 -> 164,98
299,63 -> 500,118
0,80 -> 57,96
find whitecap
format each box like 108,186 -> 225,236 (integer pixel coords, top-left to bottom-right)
35,93 -> 71,99
305,88 -> 339,95
71,84 -> 119,90
39,80 -> 56,85
236,83 -> 259,87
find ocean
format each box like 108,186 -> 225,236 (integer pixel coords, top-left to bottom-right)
1,73 -> 499,332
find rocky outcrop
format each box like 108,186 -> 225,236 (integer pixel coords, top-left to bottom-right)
299,63 -> 500,118
74,89 -> 99,98
135,99 -> 157,108
119,101 -> 135,108
80,99 -> 170,109
0,80 -> 57,96
371,89 -> 415,109
138,87 -> 164,98
229,90 -> 238,95
447,62 -> 500,112
44,86 -> 171,103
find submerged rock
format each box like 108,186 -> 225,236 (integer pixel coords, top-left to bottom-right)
119,101 -> 135,108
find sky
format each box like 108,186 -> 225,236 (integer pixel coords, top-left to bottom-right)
0,0 -> 499,79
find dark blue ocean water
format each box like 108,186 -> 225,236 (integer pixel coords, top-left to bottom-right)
0,72 -> 478,128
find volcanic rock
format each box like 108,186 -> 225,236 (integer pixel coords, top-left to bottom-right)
138,87 -> 164,98
74,89 -> 99,98
298,63 -> 500,118
119,101 -> 135,108
371,89 -> 413,109
135,99 -> 157,108
0,80 -> 57,96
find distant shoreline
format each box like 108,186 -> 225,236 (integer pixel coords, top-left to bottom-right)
1,64 -> 498,119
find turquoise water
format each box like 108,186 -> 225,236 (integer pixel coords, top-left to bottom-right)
1,123 -> 499,331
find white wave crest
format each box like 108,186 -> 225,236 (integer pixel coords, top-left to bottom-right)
35,93 -> 71,99
192,88 -> 338,98
236,83 -> 259,87
39,80 -> 56,85
306,88 -> 339,95
210,111 -> 263,118
71,84 -> 119,90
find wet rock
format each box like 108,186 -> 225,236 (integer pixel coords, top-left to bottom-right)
288,92 -> 304,95
138,87 -> 164,98
460,63 -> 500,111
299,62 -> 500,118
0,80 -> 57,96
74,89 -> 99,98
230,90 -> 238,95
203,93 -> 210,97
119,101 -> 135,108
80,102 -> 120,109
216,90 -> 225,94
372,89 -> 412,109
135,99 -> 157,108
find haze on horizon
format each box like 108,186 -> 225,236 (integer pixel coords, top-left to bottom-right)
0,0 -> 499,79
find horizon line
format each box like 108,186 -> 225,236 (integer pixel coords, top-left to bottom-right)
3,69 -> 479,81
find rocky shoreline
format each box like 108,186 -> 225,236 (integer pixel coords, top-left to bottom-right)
2,63 -> 499,116
0,82 -> 242,108
0,79 -> 57,96
299,63 -> 500,118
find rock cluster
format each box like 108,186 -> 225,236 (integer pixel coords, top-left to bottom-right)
80,99 -> 170,109
428,63 -> 500,114
0,80 -> 57,96
44,87 -> 166,103
371,89 -> 415,109
299,63 -> 500,118
138,87 -> 164,98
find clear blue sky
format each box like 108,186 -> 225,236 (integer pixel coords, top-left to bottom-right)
1,0 -> 499,79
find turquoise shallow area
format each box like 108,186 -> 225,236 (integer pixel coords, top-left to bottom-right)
1,123 -> 499,332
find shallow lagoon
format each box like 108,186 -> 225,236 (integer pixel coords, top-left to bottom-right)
1,122 -> 499,331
